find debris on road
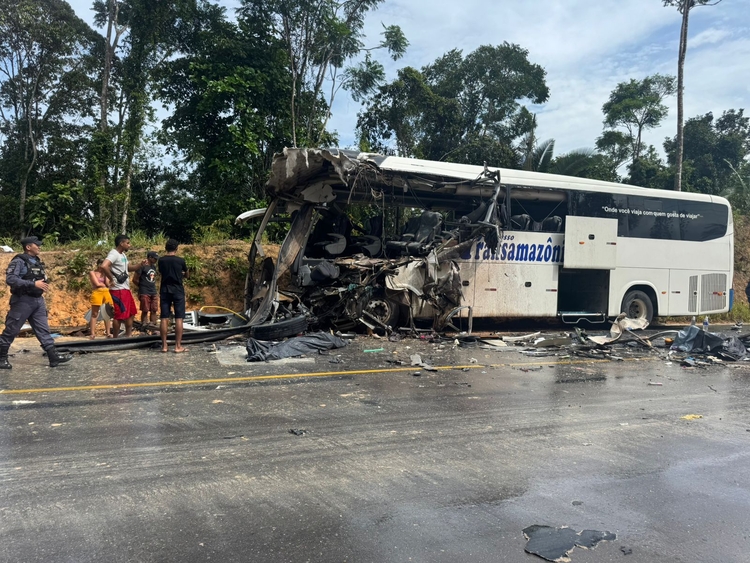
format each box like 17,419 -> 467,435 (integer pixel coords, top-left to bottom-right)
501,332 -> 541,343
522,525 -> 616,562
246,332 -> 348,362
681,414 -> 703,420
410,354 -> 437,371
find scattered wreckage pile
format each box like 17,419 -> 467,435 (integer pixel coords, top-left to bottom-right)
478,315 -> 750,368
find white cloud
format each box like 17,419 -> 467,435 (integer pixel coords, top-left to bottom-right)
690,27 -> 731,49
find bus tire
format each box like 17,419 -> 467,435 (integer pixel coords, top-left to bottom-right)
364,293 -> 400,329
621,290 -> 654,325
251,316 -> 308,341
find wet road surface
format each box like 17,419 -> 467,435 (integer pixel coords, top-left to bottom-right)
1,335 -> 750,562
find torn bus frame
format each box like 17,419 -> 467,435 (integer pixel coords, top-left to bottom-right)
238,148 -> 507,335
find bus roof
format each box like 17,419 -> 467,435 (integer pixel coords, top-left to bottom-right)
267,148 -> 730,207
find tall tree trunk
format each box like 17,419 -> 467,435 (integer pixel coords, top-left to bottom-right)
120,150 -> 134,234
19,111 -> 38,224
674,1 -> 690,192
98,0 -> 124,234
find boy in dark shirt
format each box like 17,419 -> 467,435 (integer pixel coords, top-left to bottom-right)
133,251 -> 159,325
158,239 -> 189,353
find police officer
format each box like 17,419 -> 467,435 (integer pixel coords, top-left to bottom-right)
0,236 -> 72,369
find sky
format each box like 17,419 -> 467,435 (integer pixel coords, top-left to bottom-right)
67,0 -> 750,159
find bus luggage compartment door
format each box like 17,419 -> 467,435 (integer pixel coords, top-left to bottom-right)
563,217 -> 617,270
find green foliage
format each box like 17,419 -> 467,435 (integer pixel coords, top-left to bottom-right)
243,0 -> 408,147
182,252 -> 215,287
223,256 -> 249,278
0,0 -> 98,226
186,292 -> 204,304
357,43 -> 548,164
127,230 -> 166,252
664,110 -> 750,196
65,252 -> 91,277
26,182 -> 92,242
61,251 -> 94,291
193,220 -> 232,246
601,74 -> 676,166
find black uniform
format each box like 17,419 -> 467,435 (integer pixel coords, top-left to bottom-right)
1,237 -> 71,369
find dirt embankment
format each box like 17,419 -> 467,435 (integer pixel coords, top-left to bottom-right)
0,241 -> 268,329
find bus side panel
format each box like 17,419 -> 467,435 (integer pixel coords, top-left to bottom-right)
455,233 -> 564,317
468,262 -> 559,317
608,269 -> 669,317
667,270 -> 730,315
458,257 -> 477,320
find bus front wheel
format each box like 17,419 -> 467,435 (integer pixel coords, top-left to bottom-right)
621,290 -> 654,325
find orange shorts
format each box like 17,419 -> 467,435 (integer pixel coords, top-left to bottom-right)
90,287 -> 113,307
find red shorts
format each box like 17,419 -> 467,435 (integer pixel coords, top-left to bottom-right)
139,294 -> 159,314
110,289 -> 138,320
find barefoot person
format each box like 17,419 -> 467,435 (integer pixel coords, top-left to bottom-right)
158,239 -> 189,353
88,259 -> 113,339
133,251 -> 159,325
101,234 -> 144,338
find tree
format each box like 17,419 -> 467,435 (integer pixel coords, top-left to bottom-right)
663,0 -> 723,191
87,0 -> 196,234
240,0 -> 407,148
157,0 -> 293,221
357,43 -> 549,165
90,0 -> 126,234
601,74 -> 676,172
664,109 -> 750,195
0,0 -> 98,226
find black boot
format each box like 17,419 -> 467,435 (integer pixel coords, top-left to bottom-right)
46,346 -> 72,368
0,345 -> 10,370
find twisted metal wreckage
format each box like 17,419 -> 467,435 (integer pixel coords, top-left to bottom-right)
239,147 -> 508,336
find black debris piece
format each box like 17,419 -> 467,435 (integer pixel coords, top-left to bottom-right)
671,325 -> 724,354
246,331 -> 348,362
522,525 -> 616,562
288,428 -> 307,436
576,529 -> 616,549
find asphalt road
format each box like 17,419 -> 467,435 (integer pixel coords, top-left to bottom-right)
1,333 -> 749,562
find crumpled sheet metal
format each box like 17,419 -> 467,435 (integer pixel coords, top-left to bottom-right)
587,314 -> 649,345
267,148 -> 357,196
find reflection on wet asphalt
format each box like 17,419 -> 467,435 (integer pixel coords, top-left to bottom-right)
1,334 -> 749,562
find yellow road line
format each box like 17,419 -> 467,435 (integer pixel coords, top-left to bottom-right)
0,357 -> 654,395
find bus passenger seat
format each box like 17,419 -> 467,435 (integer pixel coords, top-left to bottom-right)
386,210 -> 443,256
541,216 -> 563,232
510,214 -> 531,230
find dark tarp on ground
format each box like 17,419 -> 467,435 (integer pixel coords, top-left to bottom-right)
246,332 -> 348,362
671,325 -> 747,359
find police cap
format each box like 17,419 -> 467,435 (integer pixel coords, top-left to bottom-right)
20,236 -> 43,248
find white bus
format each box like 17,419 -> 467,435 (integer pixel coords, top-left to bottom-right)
241,148 -> 733,332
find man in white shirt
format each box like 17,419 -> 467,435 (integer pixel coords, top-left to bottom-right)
101,234 -> 145,338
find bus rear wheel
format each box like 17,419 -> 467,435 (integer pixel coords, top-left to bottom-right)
621,290 -> 654,325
